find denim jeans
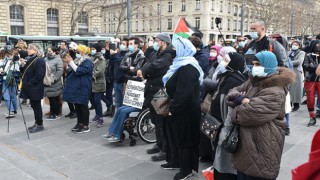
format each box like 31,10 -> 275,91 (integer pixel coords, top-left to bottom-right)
114,82 -> 124,108
3,83 -> 17,112
93,92 -> 103,117
107,105 -> 139,139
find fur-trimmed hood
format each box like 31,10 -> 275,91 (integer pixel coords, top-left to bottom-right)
250,67 -> 296,89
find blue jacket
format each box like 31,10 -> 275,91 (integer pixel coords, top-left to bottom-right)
112,51 -> 127,83
194,49 -> 209,77
63,58 -> 93,105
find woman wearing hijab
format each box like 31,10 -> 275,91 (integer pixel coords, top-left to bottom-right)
208,45 -> 222,68
162,37 -> 204,180
20,44 -> 46,133
211,52 -> 247,180
226,51 -> 295,180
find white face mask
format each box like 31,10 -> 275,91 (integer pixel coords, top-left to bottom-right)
210,52 -> 217,57
252,66 -> 267,77
148,41 -> 154,47
291,45 -> 299,51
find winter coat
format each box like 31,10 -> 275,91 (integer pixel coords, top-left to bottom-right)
63,57 -> 93,105
44,54 -> 64,97
120,49 -> 145,81
165,64 -> 201,148
303,41 -> 320,82
105,51 -> 114,87
244,36 -> 288,67
92,53 -> 107,93
142,45 -> 173,107
111,51 -> 127,83
194,49 -> 210,77
226,68 -> 295,179
289,50 -> 305,103
20,56 -> 46,101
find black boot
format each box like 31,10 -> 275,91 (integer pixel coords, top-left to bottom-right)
307,118 -> 316,127
103,106 -> 112,117
151,151 -> 166,162
70,112 -> 77,119
146,144 -> 160,154
285,127 -> 290,136
291,103 -> 300,112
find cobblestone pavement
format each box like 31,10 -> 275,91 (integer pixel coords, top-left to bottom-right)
0,101 -> 318,180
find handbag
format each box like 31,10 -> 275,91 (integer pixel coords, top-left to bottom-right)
222,123 -> 240,153
200,113 -> 223,142
151,88 -> 170,116
201,93 -> 212,113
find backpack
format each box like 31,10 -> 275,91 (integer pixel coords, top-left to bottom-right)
43,62 -> 55,86
268,42 -> 293,69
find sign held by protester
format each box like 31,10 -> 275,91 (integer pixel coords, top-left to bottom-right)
123,80 -> 145,109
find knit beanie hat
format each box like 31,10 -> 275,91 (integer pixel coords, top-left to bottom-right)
91,43 -> 102,52
255,51 -> 278,74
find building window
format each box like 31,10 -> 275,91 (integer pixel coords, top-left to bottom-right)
182,0 -> 186,11
233,20 -> 237,31
123,22 -> 126,32
195,17 -> 200,29
238,20 -> 241,31
168,2 -> 172,12
234,6 -> 238,16
78,11 -> 88,33
220,1 -> 223,12
157,4 -> 160,15
10,5 -> 24,35
239,6 -> 242,17
108,24 -> 111,33
227,19 -> 231,30
211,17 -> 214,29
143,20 -> 145,31
245,21 -> 248,31
211,0 -> 214,11
47,8 -> 59,36
136,21 -> 138,31
228,3 -> 231,13
195,0 -> 201,10
168,19 -> 172,30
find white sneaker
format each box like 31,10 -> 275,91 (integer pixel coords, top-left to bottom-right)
102,134 -> 112,139
5,112 -> 16,118
108,137 -> 120,143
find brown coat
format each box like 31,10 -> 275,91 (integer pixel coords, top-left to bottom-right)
226,68 -> 295,179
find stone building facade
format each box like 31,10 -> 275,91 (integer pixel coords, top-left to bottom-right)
0,0 -> 102,36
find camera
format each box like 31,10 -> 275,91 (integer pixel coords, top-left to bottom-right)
215,17 -> 222,25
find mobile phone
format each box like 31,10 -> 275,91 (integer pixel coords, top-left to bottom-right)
110,43 -> 117,50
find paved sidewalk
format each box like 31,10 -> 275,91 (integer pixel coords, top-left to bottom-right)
0,102 -> 318,180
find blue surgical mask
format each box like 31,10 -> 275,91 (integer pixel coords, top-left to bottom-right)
76,53 -> 82,59
153,42 -> 160,51
91,49 -> 96,56
128,45 -> 135,53
249,32 -> 259,40
120,44 -> 126,52
252,66 -> 267,77
238,41 -> 246,48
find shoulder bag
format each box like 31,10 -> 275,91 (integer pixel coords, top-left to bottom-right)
151,88 -> 170,116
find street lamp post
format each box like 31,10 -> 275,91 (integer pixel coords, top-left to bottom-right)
127,0 -> 132,38
240,0 -> 247,36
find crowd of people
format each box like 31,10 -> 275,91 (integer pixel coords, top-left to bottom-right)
0,19 -> 319,180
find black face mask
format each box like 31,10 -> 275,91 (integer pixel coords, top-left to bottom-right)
314,46 -> 320,53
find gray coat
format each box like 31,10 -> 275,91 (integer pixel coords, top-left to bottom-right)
44,54 -> 64,97
289,50 -> 305,103
213,96 -> 237,175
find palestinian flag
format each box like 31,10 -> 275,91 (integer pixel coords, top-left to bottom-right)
173,17 -> 203,40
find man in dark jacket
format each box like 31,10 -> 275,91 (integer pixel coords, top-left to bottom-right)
244,20 -> 288,67
189,37 -> 209,77
138,33 -> 173,162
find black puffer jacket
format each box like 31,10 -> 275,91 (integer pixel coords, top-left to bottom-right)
303,40 -> 320,82
142,45 -> 174,107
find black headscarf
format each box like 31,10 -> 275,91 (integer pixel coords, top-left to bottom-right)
226,52 -> 245,72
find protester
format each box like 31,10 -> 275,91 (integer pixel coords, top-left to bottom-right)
162,37 -> 203,180
44,47 -> 64,120
138,33 -> 173,162
20,44 -> 46,133
190,36 -> 209,77
63,45 -> 93,133
102,41 -> 114,117
103,36 -> 146,142
208,45 -> 221,68
289,41 -> 305,112
235,36 -> 247,55
226,51 -> 295,180
303,40 -> 320,127
245,20 -> 288,67
90,43 -> 107,127
211,52 -> 247,180
59,40 -> 68,56
1,50 -> 20,118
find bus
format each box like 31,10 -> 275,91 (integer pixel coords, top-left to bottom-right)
0,35 -> 114,52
